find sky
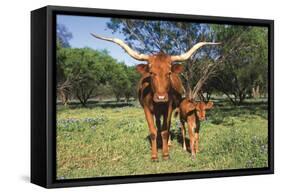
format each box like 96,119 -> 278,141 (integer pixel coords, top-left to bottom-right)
57,15 -> 139,66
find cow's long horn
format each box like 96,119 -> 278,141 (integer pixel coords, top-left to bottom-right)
91,33 -> 149,61
171,42 -> 221,62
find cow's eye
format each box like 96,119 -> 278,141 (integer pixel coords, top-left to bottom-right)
165,72 -> 171,77
150,72 -> 156,76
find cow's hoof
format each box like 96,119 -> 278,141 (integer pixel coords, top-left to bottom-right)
151,156 -> 159,162
162,154 -> 170,160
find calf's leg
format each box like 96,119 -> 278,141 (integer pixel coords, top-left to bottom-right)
180,121 -> 187,151
194,131 -> 199,153
188,123 -> 196,159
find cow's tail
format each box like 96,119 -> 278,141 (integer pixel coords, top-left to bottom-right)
174,108 -> 179,118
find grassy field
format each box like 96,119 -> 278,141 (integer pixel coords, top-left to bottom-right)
56,99 -> 268,180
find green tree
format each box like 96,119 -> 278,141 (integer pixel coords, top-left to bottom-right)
56,24 -> 73,105
124,66 -> 141,101
211,25 -> 268,105
58,47 -> 117,106
106,19 -> 220,100
107,19 -> 215,55
107,62 -> 131,102
56,41 -> 72,105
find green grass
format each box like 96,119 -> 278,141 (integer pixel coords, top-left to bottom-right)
56,99 -> 268,180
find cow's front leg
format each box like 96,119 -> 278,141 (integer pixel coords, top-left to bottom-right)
167,110 -> 173,147
161,105 -> 172,159
143,107 -> 158,161
161,130 -> 169,160
168,134 -> 172,147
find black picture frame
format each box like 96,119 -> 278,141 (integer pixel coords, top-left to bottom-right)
31,5 -> 274,188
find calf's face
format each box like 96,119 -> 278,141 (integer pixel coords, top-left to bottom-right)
195,102 -> 214,121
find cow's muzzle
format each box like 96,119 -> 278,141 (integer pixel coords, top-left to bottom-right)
153,94 -> 169,102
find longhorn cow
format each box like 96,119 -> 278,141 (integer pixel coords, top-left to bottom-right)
91,33 -> 219,161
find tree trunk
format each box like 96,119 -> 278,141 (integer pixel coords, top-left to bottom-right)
125,95 -> 130,102
75,87 -> 93,107
58,88 -> 69,106
76,94 -> 87,107
252,85 -> 260,98
238,92 -> 245,105
116,95 -> 120,102
184,81 -> 193,100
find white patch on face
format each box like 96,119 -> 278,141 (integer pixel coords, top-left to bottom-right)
158,96 -> 165,100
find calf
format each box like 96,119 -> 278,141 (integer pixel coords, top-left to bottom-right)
176,99 -> 213,159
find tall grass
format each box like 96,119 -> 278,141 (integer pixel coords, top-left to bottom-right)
56,99 -> 268,179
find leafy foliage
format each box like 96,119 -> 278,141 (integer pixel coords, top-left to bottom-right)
107,19 -> 268,104
211,25 -> 268,104
57,47 -> 139,105
107,19 -> 216,55
107,19 -> 218,100
57,20 -> 269,106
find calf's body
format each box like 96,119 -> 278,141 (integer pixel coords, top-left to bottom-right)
178,99 -> 213,159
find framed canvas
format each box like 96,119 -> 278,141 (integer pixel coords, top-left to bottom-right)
31,5 -> 274,188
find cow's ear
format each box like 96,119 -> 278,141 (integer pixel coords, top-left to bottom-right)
206,101 -> 214,109
170,74 -> 185,95
136,64 -> 148,74
172,64 -> 184,74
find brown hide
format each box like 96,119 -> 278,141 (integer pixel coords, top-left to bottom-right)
137,53 -> 184,103
136,53 -> 184,160
178,99 -> 213,159
91,33 -> 220,161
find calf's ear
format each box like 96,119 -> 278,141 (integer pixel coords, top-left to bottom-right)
206,101 -> 214,109
136,64 -> 148,74
172,64 -> 184,74
195,103 -> 201,110
187,102 -> 196,112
